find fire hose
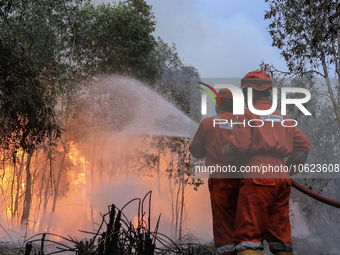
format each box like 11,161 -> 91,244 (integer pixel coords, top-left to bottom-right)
292,180 -> 340,208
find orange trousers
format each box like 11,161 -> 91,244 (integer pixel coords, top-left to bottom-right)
233,178 -> 293,253
209,178 -> 239,255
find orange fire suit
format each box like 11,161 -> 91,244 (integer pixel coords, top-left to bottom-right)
220,100 -> 310,253
190,110 -> 240,255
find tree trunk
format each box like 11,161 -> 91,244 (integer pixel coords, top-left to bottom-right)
175,175 -> 181,240
51,150 -> 67,213
10,156 -> 17,219
319,43 -> 340,129
33,152 -> 48,232
157,148 -> 160,193
90,143 -> 96,194
179,170 -> 185,240
40,154 -> 52,232
168,152 -> 175,235
21,151 -> 33,228
15,152 -> 25,221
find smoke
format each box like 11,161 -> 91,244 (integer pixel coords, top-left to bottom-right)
0,75 -> 211,250
72,75 -> 210,240
3,75 -> 340,255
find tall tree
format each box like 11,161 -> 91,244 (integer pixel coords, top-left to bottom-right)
153,39 -> 200,118
265,0 -> 340,129
0,0 -> 161,152
264,3 -> 340,251
0,0 -> 164,229
72,0 -> 160,83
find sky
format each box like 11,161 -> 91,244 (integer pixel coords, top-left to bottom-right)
94,0 -> 289,78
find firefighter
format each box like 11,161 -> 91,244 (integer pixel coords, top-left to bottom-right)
190,89 -> 240,255
220,70 -> 310,255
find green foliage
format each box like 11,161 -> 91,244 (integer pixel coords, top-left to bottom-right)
134,136 -> 203,190
0,0 -> 169,152
264,0 -> 340,129
289,94 -> 340,250
153,39 -> 200,117
0,0 -> 88,152
165,138 -> 191,180
0,22 -> 61,153
265,0 -> 339,74
72,0 -> 159,83
260,65 -> 340,252
0,0 -> 202,235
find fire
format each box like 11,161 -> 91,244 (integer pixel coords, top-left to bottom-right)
132,215 -> 139,228
0,141 -> 93,233
0,137 -> 212,242
68,141 -> 86,166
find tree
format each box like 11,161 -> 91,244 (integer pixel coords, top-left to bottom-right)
288,101 -> 340,253
0,0 -> 164,229
0,0 -> 84,228
0,1 -> 63,153
153,39 -> 200,119
265,0 -> 340,129
0,0 -> 204,234
72,0 -> 160,83
263,1 -> 340,242
0,43 -> 61,153
0,0 -> 161,152
259,62 -> 340,253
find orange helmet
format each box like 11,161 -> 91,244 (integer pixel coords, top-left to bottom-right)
218,88 -> 233,99
241,70 -> 273,91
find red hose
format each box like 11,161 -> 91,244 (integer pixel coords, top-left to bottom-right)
292,180 -> 340,208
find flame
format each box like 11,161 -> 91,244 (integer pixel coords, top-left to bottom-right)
0,138 -> 212,241
0,141 -> 92,233
68,141 -> 86,166
132,216 -> 139,228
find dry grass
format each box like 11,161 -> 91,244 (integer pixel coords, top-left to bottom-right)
2,192 -> 216,255
0,241 -> 26,255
